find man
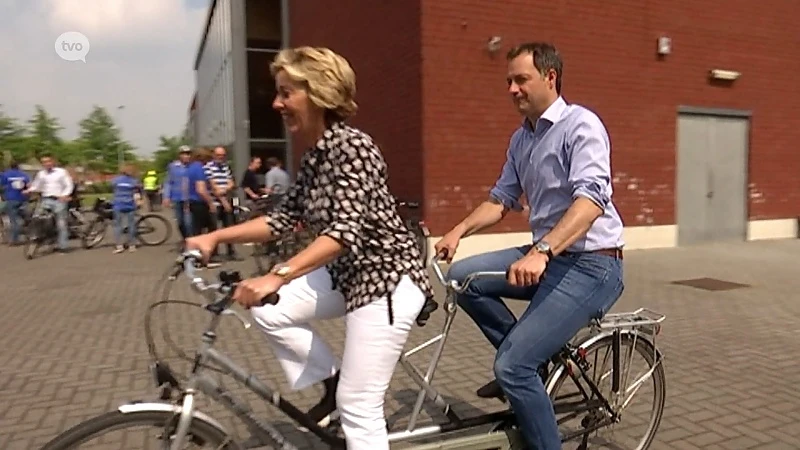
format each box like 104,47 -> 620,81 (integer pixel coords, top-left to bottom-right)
240,156 -> 264,202
264,156 -> 290,196
25,154 -> 74,253
0,160 -> 30,245
203,145 -> 238,260
162,146 -> 195,247
434,42 -> 624,450
142,169 -> 159,211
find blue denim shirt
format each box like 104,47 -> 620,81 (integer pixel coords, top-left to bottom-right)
489,96 -> 624,252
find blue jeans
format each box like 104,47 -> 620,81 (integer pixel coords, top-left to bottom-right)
173,201 -> 193,239
38,198 -> 68,250
113,209 -> 136,245
447,245 -> 624,450
5,200 -> 25,243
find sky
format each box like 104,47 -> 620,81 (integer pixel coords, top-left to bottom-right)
0,0 -> 211,157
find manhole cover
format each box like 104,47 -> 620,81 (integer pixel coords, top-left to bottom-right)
670,277 -> 750,291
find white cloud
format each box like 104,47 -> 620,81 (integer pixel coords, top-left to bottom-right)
0,0 -> 208,157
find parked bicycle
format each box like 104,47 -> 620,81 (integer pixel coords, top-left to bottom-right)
42,250 -> 666,449
81,197 -> 173,249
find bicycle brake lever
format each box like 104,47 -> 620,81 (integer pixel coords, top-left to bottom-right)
221,308 -> 251,329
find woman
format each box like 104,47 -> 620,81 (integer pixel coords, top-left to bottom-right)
110,164 -> 142,253
186,46 -> 432,450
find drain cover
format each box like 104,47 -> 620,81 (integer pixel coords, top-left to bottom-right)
671,277 -> 750,291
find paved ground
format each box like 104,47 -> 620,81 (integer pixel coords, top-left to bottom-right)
2,233 -> 800,449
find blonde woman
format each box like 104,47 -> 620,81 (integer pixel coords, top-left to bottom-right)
185,46 -> 432,449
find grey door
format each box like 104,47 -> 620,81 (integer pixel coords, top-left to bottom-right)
676,113 -> 749,245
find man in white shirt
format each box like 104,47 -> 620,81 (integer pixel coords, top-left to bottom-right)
25,154 -> 74,252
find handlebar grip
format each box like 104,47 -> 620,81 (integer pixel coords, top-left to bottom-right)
260,293 -> 280,306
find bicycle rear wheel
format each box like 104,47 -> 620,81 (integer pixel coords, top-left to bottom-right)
136,213 -> 172,246
41,410 -> 242,449
548,333 -> 666,450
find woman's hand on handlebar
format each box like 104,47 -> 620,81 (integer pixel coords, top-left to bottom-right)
233,274 -> 285,308
433,231 -> 461,263
184,233 -> 218,263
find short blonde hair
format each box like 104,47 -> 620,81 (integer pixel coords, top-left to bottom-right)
270,46 -> 358,121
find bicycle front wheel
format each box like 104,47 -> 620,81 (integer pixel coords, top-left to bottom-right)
548,333 -> 666,450
41,409 -> 242,449
136,213 -> 172,246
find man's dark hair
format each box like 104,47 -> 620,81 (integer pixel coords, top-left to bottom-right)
266,157 -> 281,168
9,160 -> 19,169
506,42 -> 563,94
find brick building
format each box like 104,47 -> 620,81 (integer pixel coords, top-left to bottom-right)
191,0 -> 800,258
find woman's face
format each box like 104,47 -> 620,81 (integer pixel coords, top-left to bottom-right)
272,70 -> 324,137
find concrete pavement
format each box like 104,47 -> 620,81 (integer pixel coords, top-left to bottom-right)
1,237 -> 800,449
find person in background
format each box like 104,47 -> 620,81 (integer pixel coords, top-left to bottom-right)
142,170 -> 159,211
203,146 -> 239,261
24,154 -> 74,253
240,156 -> 265,208
0,160 -> 31,245
264,156 -> 290,196
66,167 -> 83,211
110,164 -> 143,253
162,146 -> 195,249
189,148 -> 221,268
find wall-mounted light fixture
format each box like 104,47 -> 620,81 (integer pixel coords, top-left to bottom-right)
656,36 -> 672,56
709,69 -> 741,81
487,36 -> 502,54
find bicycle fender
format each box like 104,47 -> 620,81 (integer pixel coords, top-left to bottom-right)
117,401 -> 229,435
544,328 -> 664,395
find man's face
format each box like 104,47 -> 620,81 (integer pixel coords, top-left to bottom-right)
41,157 -> 54,170
213,147 -> 226,163
506,53 -> 556,118
251,158 -> 262,171
179,152 -> 191,163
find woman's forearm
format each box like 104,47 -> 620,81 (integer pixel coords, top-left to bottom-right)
211,217 -> 273,244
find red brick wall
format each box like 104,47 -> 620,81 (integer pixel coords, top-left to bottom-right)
289,1 -> 424,203
421,0 -> 800,235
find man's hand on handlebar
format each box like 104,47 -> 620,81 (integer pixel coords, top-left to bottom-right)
433,230 -> 462,263
233,274 -> 286,308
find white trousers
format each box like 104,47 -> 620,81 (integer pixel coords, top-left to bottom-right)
249,268 -> 426,450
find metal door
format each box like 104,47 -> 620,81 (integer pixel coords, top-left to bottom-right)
676,113 -> 748,245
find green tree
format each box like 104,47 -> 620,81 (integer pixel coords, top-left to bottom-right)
77,105 -> 136,172
26,105 -> 63,160
0,109 -> 30,162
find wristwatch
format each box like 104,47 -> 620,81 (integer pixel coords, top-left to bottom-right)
271,264 -> 292,279
533,240 -> 554,260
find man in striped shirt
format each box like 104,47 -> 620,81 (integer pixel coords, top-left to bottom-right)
203,146 -> 239,260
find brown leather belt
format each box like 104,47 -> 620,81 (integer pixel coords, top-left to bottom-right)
565,248 -> 623,259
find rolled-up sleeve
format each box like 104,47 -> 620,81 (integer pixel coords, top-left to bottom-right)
264,176 -> 303,237
488,131 -> 524,211
567,113 -> 613,209
318,142 -> 376,255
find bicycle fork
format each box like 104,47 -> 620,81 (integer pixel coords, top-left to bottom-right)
171,389 -> 197,449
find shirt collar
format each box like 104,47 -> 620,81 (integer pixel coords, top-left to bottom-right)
522,96 -> 568,131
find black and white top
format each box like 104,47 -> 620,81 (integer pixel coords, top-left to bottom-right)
203,161 -> 233,205
265,121 -> 434,323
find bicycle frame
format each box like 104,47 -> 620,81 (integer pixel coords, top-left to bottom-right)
150,253 -> 665,450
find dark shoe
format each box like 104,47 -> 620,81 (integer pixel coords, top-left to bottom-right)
306,372 -> 340,428
476,379 -> 506,402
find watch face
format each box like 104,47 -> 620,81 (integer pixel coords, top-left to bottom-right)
536,241 -> 550,252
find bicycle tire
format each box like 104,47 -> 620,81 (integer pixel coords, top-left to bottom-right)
81,219 -> 107,249
136,213 -> 172,246
41,409 -> 242,450
548,333 -> 666,450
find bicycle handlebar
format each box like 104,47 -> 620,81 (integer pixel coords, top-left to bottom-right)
429,253 -> 507,293
173,250 -> 280,314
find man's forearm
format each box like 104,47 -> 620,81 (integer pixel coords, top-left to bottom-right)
537,197 -> 603,255
452,199 -> 508,238
212,217 -> 274,244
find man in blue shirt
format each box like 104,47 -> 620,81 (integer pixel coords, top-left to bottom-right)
0,160 -> 31,245
434,42 -> 625,450
110,165 -> 142,253
162,146 -> 196,247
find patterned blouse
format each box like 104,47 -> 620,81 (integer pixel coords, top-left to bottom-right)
265,121 -> 434,323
